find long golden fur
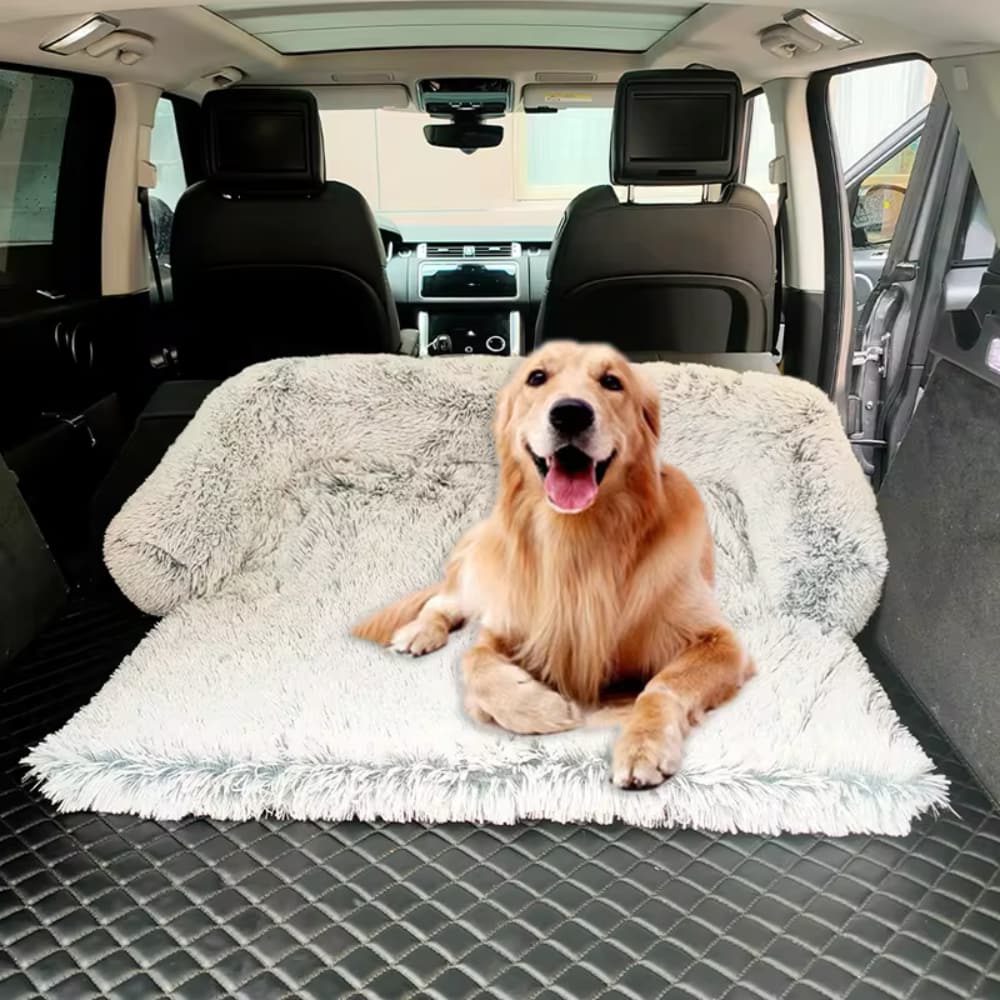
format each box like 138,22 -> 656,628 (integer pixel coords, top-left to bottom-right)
354,341 -> 754,788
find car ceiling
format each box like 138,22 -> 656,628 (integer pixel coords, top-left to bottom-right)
0,1 -> 997,100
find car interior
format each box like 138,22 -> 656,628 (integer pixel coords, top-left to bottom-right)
2,1 -> 1000,997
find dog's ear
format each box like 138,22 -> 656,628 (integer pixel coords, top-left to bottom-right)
493,378 -> 516,452
638,374 -> 661,441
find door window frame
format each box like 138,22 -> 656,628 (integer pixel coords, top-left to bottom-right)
805,53 -> 935,402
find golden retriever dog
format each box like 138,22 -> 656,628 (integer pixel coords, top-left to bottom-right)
354,341 -> 754,788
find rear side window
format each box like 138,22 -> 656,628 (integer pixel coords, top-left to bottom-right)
0,69 -> 73,301
148,98 -> 188,266
0,65 -> 112,314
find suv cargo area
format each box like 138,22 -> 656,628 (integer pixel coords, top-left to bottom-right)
2,2 -> 1000,998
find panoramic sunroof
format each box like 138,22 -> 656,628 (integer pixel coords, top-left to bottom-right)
207,1 -> 700,54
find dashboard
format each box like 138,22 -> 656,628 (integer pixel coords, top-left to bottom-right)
384,241 -> 551,356
385,241 -> 551,313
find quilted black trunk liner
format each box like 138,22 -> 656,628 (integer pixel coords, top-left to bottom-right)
2,589 -> 998,999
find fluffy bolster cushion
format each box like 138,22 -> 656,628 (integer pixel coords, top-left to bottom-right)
104,355 -> 886,638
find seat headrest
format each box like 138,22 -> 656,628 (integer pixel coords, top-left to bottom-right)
202,88 -> 325,195
611,69 -> 744,186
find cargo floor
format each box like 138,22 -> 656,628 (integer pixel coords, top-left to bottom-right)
1,588 -> 998,999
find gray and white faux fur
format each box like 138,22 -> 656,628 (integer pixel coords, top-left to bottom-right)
25,356 -> 948,834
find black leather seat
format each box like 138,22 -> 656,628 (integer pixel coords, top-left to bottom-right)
171,88 -> 399,378
537,70 -> 776,356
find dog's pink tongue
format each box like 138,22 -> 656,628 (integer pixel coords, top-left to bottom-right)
545,462 -> 598,512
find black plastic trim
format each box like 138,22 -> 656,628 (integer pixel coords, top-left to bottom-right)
167,93 -> 205,186
804,74 -> 848,393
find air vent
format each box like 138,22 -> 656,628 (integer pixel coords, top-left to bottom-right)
473,243 -> 516,258
420,243 -> 520,259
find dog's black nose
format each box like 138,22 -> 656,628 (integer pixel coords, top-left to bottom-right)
549,398 -> 594,436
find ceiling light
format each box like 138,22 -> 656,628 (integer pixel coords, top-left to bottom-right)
784,9 -> 861,49
40,13 -> 120,55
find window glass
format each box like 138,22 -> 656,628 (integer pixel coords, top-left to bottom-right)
830,59 -> 936,249
0,68 -> 73,288
148,98 -> 187,264
521,106 -> 613,195
320,93 -> 781,237
830,61 -> 936,171
321,106 -> 708,235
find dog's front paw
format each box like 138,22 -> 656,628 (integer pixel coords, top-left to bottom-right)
390,619 -> 448,656
611,722 -> 684,790
466,662 -> 582,734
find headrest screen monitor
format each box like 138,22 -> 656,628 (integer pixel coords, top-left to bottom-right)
216,110 -> 309,174
627,93 -> 730,162
203,88 -> 323,191
612,70 -> 743,185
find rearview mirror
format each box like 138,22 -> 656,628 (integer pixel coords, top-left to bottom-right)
424,122 -> 503,154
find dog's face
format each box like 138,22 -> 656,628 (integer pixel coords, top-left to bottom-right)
496,341 -> 661,514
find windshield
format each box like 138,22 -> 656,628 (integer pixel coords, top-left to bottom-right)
322,107 -> 616,240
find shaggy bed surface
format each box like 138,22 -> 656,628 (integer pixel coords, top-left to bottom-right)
25,356 -> 947,834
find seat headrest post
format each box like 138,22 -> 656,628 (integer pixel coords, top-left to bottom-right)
611,69 -> 744,187
201,87 -> 326,196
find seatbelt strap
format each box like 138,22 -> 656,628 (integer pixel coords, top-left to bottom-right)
769,156 -> 788,357
138,186 -> 163,306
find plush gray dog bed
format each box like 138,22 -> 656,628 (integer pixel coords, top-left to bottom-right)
25,356 -> 947,833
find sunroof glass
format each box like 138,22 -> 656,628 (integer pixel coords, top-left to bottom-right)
207,2 -> 700,54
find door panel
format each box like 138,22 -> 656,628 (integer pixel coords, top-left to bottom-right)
0,293 -> 152,562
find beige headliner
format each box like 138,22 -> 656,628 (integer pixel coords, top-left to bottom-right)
0,1 -> 997,99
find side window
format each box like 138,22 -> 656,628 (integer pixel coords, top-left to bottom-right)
0,67 -> 74,308
743,92 -> 779,221
148,98 -> 187,266
829,59 -> 937,249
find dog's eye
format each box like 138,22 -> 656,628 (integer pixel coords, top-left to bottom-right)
599,372 -> 623,391
526,369 -> 547,387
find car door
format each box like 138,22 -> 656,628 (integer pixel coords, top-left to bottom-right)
0,63 -> 149,563
845,89 -> 997,482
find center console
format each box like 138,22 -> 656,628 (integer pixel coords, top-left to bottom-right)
414,243 -> 526,356
418,310 -> 522,356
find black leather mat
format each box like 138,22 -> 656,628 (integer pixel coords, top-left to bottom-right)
1,590 -> 998,999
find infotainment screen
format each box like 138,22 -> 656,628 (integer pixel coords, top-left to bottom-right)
420,262 -> 517,299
